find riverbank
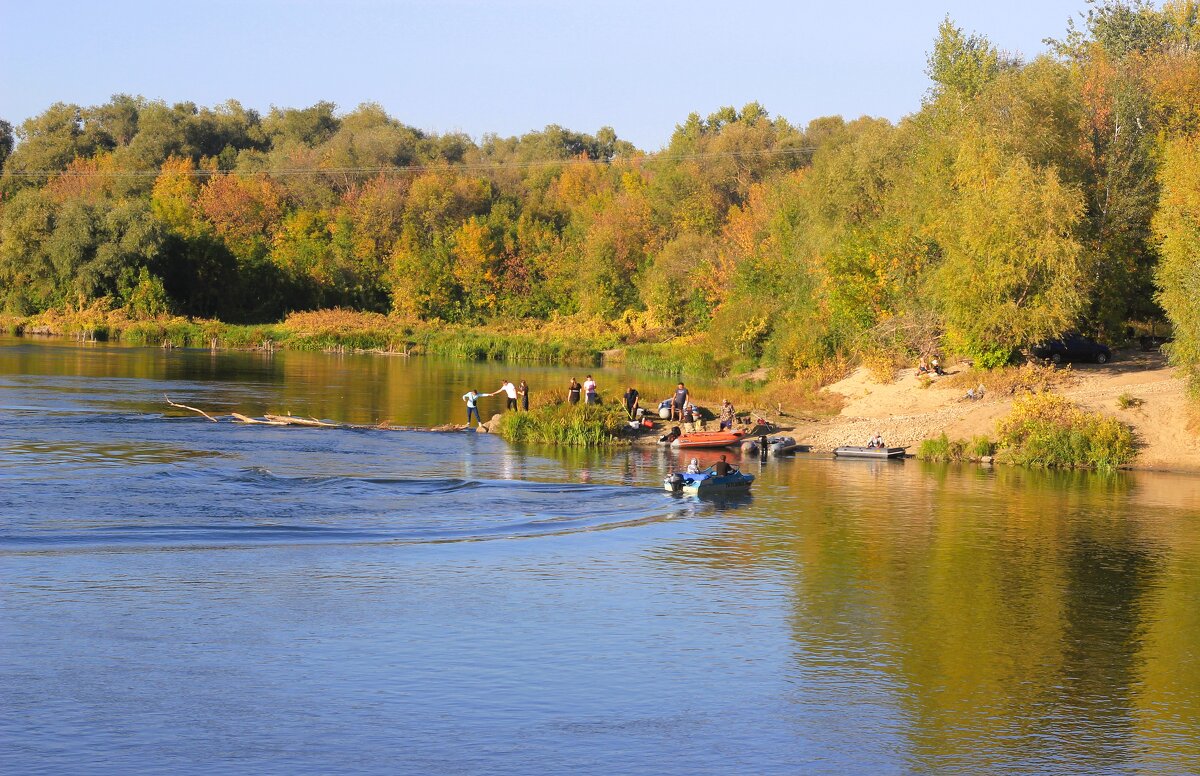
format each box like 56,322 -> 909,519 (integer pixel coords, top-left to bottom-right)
804,351 -> 1200,472
1,308 -> 617,366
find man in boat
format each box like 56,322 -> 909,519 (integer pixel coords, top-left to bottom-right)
623,386 -> 640,420
496,380 -> 519,411
671,382 -> 689,421
711,454 -> 732,477
866,431 -> 885,449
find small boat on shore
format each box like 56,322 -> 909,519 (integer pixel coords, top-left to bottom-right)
671,430 -> 744,449
834,446 -> 907,459
664,469 -> 755,494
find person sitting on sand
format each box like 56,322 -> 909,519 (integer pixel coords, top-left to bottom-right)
917,356 -> 930,375
686,457 -> 701,474
932,356 -> 943,376
867,431 -> 885,449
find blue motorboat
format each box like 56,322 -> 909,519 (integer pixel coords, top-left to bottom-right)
664,469 -> 756,495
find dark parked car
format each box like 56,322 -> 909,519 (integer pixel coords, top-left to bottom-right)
1031,334 -> 1112,364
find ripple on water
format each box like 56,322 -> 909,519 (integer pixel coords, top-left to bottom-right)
0,466 -> 693,553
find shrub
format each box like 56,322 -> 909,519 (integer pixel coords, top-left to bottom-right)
495,401 -> 629,446
1117,392 -> 1145,409
917,433 -> 953,462
919,433 -> 996,462
970,435 -> 996,458
995,393 -> 1136,469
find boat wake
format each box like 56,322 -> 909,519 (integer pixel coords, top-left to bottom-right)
0,467 -> 689,553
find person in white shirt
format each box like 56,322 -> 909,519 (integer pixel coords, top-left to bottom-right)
496,380 -> 519,411
583,375 -> 598,405
867,432 -> 885,449
686,458 -> 701,474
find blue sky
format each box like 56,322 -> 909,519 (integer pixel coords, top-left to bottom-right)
2,0 -> 1089,150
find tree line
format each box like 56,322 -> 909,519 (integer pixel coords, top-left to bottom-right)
2,1 -> 1200,387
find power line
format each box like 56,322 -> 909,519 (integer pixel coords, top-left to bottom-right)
2,145 -> 820,179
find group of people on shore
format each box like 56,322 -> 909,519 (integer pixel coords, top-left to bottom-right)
459,376 -> 736,432
461,379 -> 529,426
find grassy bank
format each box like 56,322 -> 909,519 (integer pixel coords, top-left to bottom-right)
495,401 -> 630,446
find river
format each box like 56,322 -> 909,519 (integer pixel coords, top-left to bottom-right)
2,337 -> 1198,775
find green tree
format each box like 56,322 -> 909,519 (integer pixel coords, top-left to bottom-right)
933,140 -> 1086,364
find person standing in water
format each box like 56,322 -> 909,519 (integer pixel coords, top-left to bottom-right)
518,380 -> 529,411
462,389 -> 489,427
567,378 -> 582,405
496,380 -> 519,411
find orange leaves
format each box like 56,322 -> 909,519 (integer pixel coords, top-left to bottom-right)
45,154 -> 117,204
196,173 -> 283,256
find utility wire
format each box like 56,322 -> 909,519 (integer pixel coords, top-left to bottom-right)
2,145 -> 820,178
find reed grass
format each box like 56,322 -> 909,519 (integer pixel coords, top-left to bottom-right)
495,401 -> 629,446
917,433 -> 996,462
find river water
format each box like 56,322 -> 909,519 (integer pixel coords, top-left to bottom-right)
2,337 -> 1198,775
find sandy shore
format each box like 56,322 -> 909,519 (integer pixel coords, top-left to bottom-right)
796,351 -> 1200,471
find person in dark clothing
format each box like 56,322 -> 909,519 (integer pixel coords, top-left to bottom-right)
659,426 -> 682,444
568,378 -> 581,405
518,380 -> 529,411
624,386 -> 640,420
711,454 -> 732,477
671,382 -> 689,421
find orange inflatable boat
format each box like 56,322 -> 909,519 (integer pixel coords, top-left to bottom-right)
671,430 -> 745,449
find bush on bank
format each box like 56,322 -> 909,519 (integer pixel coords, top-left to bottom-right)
994,393 -> 1136,469
495,401 -> 629,446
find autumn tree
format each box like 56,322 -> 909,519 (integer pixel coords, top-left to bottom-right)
1153,134 -> 1200,390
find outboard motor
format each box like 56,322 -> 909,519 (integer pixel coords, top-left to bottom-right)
665,472 -> 685,492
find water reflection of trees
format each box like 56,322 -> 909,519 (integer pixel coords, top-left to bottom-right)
654,459 -> 1200,771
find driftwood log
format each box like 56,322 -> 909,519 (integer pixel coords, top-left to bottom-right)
164,395 -> 467,432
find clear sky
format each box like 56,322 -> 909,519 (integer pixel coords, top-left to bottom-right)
2,0 -> 1090,150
